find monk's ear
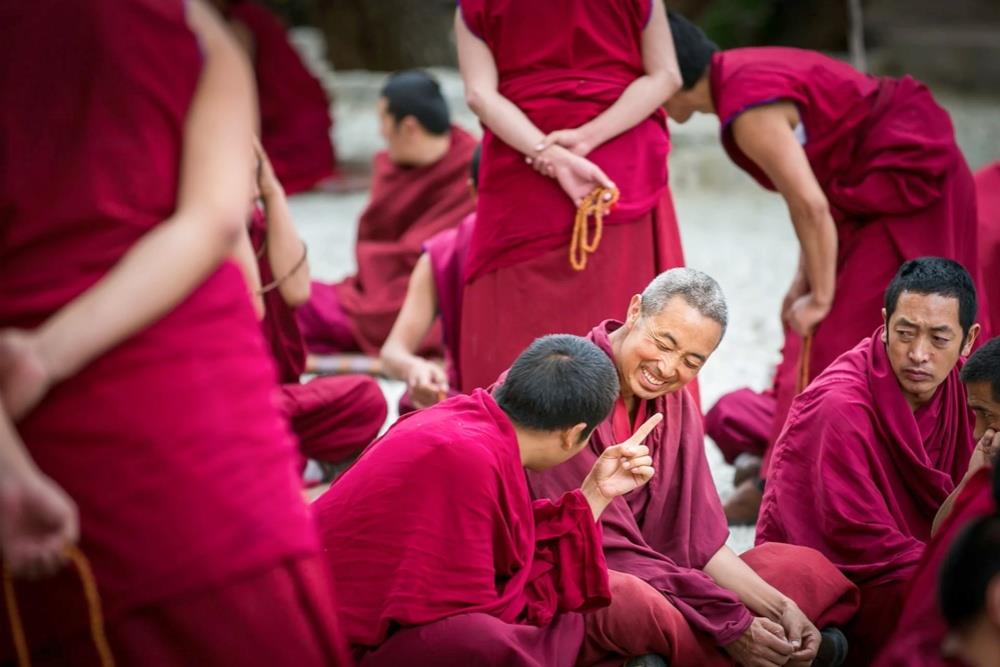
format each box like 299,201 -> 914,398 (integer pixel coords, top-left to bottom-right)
961,323 -> 981,357
986,574 -> 1000,628
399,115 -> 421,136
561,423 -> 589,451
626,294 -> 643,327
881,308 -> 888,342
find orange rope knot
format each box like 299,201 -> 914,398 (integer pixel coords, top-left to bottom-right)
3,545 -> 115,667
569,186 -> 620,272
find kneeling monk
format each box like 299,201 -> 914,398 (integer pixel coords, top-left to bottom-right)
314,334 -> 664,666
758,258 -> 984,663
527,268 -> 859,667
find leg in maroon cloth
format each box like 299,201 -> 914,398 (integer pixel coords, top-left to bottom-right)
278,375 -> 387,464
296,281 -> 362,354
704,388 -> 775,464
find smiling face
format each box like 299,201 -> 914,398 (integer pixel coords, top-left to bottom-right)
612,294 -> 722,403
882,291 -> 978,410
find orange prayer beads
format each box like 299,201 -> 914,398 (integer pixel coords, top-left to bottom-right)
569,186 -> 619,272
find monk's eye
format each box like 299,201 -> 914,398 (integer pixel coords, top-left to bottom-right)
933,336 -> 951,346
684,359 -> 702,371
896,329 -> 914,341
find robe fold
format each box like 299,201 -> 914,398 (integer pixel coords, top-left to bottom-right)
297,127 -> 477,355
873,467 -> 996,667
458,0 -> 685,393
975,162 -> 1000,336
757,328 -> 976,663
228,0 -> 337,194
711,48 -> 988,461
314,390 -> 610,662
0,2 -> 348,663
250,208 -> 385,464
528,321 -> 858,661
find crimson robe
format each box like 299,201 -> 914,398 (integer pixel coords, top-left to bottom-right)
528,322 -> 859,665
250,208 -> 385,464
297,126 -> 477,355
458,0 -> 686,393
975,162 -> 1000,336
711,48 -> 989,463
228,0 -> 337,194
757,328 -> 976,663
0,2 -> 348,664
874,466 -> 996,667
314,390 -> 610,665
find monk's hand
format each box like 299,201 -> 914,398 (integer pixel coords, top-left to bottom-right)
406,359 -> 449,409
535,128 -> 593,158
968,428 -> 1000,477
724,617 -> 795,667
252,136 -> 283,199
536,145 -> 616,206
0,329 -> 52,421
0,463 -> 78,580
786,293 -> 831,338
780,270 -> 809,326
582,413 -> 662,505
776,600 -> 820,664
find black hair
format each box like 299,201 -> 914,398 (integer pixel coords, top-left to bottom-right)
469,144 -> 481,189
667,10 -> 718,90
961,337 -> 1000,402
884,257 -> 978,339
380,70 -> 450,135
939,464 -> 1000,629
495,334 -> 619,441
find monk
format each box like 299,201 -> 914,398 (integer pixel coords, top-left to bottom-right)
380,145 -> 479,413
314,334 -> 665,666
975,162 -> 1000,336
873,336 -> 1000,666
665,13 -> 991,520
937,466 -> 1000,667
215,0 -> 338,194
757,257 -> 984,664
455,0 -> 688,393
297,70 -> 477,356
527,269 -> 859,667
235,140 -> 386,470
0,1 -> 348,664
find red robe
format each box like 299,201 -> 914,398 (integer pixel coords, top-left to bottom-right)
458,0 -> 686,392
250,208 -> 385,465
711,48 -> 989,464
228,0 -> 337,194
297,127 -> 477,355
975,162 -> 1000,336
757,329 -> 976,663
528,322 -> 859,665
314,390 -> 610,665
0,2 -> 348,664
874,466 -> 996,667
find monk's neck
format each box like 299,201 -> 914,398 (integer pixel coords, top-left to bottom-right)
402,133 -> 451,168
694,74 -> 716,115
608,326 -> 638,418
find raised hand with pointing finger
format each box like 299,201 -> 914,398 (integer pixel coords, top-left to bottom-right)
581,413 -> 662,520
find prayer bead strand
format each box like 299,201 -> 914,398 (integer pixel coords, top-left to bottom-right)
569,187 -> 619,271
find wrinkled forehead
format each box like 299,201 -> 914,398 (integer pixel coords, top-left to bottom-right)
641,307 -> 721,356
889,291 -> 962,332
966,381 -> 1000,415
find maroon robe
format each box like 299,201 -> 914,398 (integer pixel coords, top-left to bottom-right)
711,48 -> 989,463
314,390 -> 610,666
228,0 -> 337,194
297,126 -> 477,355
528,322 -> 859,664
975,162 -> 1000,336
757,328 -> 976,663
250,208 -> 385,465
458,0 -> 686,393
0,2 -> 348,664
874,466 -> 996,667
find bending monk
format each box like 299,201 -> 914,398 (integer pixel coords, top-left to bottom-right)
315,334 -> 667,666
297,70 -> 477,356
456,0 -> 687,393
235,140 -> 386,470
757,258 -> 984,664
380,145 -> 479,414
975,162 -> 1000,336
0,1 -> 348,663
665,13 -> 991,519
874,336 -> 1000,666
527,268 -> 859,667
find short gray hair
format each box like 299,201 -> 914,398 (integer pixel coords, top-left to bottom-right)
639,268 -> 728,338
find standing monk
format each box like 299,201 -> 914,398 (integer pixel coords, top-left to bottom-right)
666,13 -> 990,517
455,0 -> 685,392
297,71 -> 477,356
0,1 -> 349,664
975,162 -> 1000,336
527,269 -> 859,667
757,258 -> 983,663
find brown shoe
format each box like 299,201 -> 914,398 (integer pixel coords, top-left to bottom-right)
732,453 -> 763,488
724,477 -> 763,525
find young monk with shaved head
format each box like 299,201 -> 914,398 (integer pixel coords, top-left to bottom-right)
527,268 -> 859,667
758,258 -> 984,663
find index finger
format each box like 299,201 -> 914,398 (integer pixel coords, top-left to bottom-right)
626,413 -> 663,446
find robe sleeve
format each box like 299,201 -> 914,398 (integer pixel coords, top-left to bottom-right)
522,490 -> 611,625
600,497 -> 754,646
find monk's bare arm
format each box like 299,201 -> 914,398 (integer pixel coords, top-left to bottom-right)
232,231 -> 265,319
256,144 -> 312,308
732,104 -> 838,335
25,0 -> 255,409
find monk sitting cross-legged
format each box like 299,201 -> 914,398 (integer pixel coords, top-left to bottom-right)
525,268 -> 860,667
758,258 -> 985,664
315,334 -> 669,666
